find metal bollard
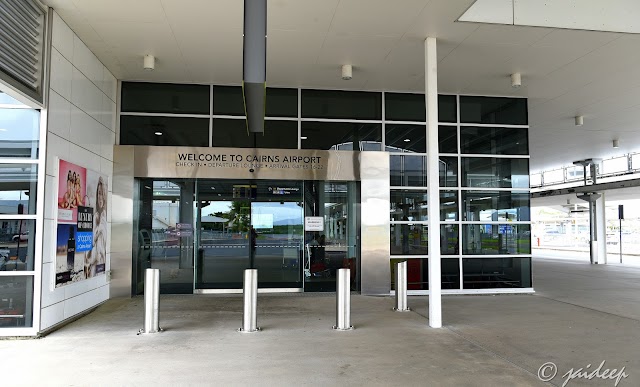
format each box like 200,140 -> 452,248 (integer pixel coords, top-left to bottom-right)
333,268 -> 353,330
394,261 -> 411,312
238,269 -> 260,332
138,268 -> 161,334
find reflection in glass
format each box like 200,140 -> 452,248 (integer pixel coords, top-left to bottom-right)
390,258 -> 460,290
0,276 -> 33,327
462,191 -> 530,221
462,157 -> 529,188
390,190 -> 428,221
460,127 -> 528,155
439,191 -> 458,221
0,107 -> 39,158
304,181 -> 358,291
441,224 -> 459,255
301,122 -> 381,151
120,116 -> 210,147
460,96 -> 528,125
390,155 -> 427,187
385,124 -> 425,153
135,179 -> 195,294
390,224 -> 428,255
0,164 -> 37,214
439,126 -> 457,153
462,258 -> 531,288
462,224 -> 531,255
439,157 -> 458,187
0,219 -> 36,271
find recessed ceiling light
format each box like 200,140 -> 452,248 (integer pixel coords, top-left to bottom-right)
211,187 -> 215,190
154,131 -> 163,136
0,128 -> 7,132
217,193 -> 221,196
301,136 -> 308,140
404,138 -> 411,142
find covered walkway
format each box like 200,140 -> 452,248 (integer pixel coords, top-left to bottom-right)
2,257 -> 638,386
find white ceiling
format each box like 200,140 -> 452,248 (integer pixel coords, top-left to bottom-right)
42,0 -> 640,174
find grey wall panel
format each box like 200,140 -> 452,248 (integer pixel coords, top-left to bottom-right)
110,146 -> 134,297
359,152 -> 390,295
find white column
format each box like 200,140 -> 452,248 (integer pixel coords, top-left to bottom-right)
596,193 -> 607,264
425,37 -> 442,328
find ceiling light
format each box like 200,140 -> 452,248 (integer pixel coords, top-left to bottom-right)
342,64 -> 352,80
144,54 -> 155,71
510,72 -> 521,88
575,115 -> 584,126
301,136 -> 308,140
403,138 -> 411,142
613,139 -> 619,148
0,128 -> 7,132
154,131 -> 163,136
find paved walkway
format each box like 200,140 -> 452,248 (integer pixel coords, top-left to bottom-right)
2,257 -> 639,386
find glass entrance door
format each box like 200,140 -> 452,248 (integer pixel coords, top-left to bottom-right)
195,180 -> 304,290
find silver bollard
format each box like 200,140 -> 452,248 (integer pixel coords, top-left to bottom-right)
333,268 -> 353,330
394,261 -> 411,312
138,268 -> 161,334
238,269 -> 260,332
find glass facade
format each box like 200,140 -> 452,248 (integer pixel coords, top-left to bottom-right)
120,83 -> 530,292
0,92 -> 41,330
388,94 -> 530,291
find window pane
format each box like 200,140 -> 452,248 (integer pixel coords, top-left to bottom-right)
462,191 -> 530,221
213,119 -> 298,149
441,224 -> 459,255
460,127 -> 528,155
390,189 -> 428,221
266,88 -> 297,117
0,219 -> 36,271
385,124 -> 425,153
0,276 -> 33,327
440,191 -> 458,221
390,224 -> 428,255
0,92 -> 27,106
632,154 -> 640,170
543,169 -> 564,184
301,90 -> 381,120
602,157 -> 628,174
462,257 -> 531,289
120,116 -> 209,147
439,126 -> 457,153
460,96 -> 528,125
121,82 -> 210,114
301,122 -> 381,151
462,157 -> 529,188
0,107 -> 39,158
390,155 -> 426,187
462,224 -> 531,255
0,164 -> 37,215
385,93 -> 425,122
439,156 -> 458,187
390,258 -> 459,290
530,173 -> 542,186
438,95 -> 457,123
384,93 -> 456,123
213,86 -> 244,116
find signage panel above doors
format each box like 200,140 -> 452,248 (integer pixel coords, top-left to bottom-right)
117,145 -> 364,181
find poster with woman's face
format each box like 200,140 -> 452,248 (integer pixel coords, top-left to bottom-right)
55,159 -> 108,287
57,159 -> 86,223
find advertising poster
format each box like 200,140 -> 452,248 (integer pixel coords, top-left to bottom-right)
55,159 -> 108,287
